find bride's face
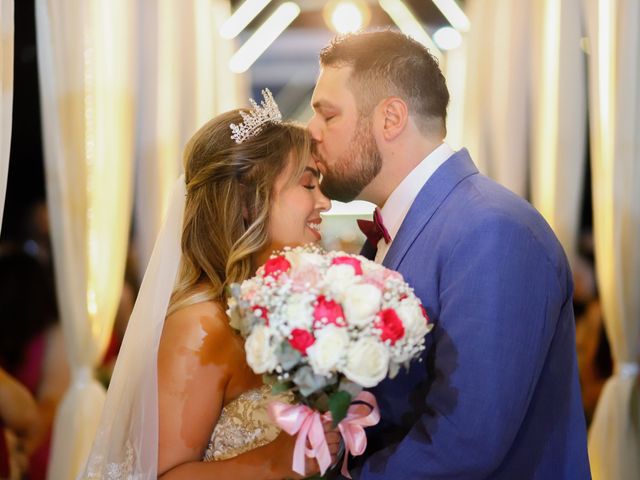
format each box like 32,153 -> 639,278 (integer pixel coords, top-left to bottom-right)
266,154 -> 331,254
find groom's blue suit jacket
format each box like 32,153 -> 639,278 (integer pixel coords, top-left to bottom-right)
351,149 -> 590,479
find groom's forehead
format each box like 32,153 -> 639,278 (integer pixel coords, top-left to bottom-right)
316,65 -> 353,89
312,66 -> 355,106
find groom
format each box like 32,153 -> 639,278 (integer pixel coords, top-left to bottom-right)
309,31 -> 591,479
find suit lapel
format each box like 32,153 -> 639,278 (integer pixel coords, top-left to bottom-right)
382,149 -> 479,270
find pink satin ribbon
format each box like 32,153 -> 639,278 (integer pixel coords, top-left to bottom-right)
268,402 -> 333,476
338,392 -> 380,479
269,392 -> 380,478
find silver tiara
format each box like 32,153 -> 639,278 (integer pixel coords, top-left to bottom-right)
230,88 -> 282,144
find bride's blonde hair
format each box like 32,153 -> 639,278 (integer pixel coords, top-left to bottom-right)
168,110 -> 312,315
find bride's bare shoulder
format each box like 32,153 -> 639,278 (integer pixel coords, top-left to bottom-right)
161,300 -> 232,350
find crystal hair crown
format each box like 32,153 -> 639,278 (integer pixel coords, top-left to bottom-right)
230,88 -> 282,144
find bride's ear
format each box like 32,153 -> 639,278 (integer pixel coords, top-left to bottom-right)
379,97 -> 408,142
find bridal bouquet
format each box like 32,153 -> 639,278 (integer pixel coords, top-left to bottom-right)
227,245 -> 432,477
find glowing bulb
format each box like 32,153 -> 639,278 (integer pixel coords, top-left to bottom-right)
433,26 -> 462,50
332,2 -> 363,33
324,0 -> 370,34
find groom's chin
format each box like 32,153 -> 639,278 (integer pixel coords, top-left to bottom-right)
320,179 -> 360,203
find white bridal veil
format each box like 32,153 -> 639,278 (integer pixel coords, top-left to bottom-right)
81,176 -> 186,479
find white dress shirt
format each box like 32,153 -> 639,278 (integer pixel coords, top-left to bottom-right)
375,143 -> 455,263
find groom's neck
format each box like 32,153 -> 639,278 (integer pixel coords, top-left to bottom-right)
359,135 -> 444,208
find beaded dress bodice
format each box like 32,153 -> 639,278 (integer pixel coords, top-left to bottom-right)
203,384 -> 293,461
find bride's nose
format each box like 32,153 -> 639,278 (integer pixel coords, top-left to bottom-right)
316,189 -> 331,212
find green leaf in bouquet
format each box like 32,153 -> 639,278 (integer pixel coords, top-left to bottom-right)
338,378 -> 363,398
292,366 -> 333,397
278,343 -> 303,370
329,390 -> 352,426
262,374 -> 278,385
271,381 -> 294,394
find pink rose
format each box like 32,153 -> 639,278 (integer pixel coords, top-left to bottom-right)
376,308 -> 405,345
290,265 -> 321,292
289,328 -> 315,355
331,256 -> 363,275
313,296 -> 347,328
263,255 -> 291,279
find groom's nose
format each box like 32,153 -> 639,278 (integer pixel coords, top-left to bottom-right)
307,114 -> 322,142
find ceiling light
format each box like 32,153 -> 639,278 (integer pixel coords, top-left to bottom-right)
324,0 -> 371,34
219,0 -> 273,39
433,26 -> 462,50
229,2 -> 301,73
378,0 -> 442,61
432,0 -> 470,32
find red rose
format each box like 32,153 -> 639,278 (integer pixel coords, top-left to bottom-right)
420,305 -> 430,324
376,308 -> 405,345
331,256 -> 363,275
313,296 -> 346,328
289,328 -> 315,355
263,255 -> 291,279
252,305 -> 269,325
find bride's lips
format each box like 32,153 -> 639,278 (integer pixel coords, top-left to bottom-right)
306,219 -> 322,240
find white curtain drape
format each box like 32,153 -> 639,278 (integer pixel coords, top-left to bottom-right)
530,0 -> 586,264
583,1 -> 640,479
135,0 -> 243,273
0,0 -> 13,235
461,0 -> 530,196
35,1 -> 135,478
462,0 -> 587,263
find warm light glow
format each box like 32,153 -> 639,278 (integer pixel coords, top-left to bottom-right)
219,0 -> 272,39
378,0 -> 442,61
84,0 -> 134,332
432,0 -> 470,32
229,2 -> 300,73
324,0 -> 371,34
433,26 -> 462,50
536,0 -> 560,227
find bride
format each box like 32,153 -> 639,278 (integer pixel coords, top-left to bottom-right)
82,91 -> 340,479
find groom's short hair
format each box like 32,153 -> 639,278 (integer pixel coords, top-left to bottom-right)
319,30 -> 449,137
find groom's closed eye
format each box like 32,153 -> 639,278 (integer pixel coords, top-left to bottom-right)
312,100 -> 339,122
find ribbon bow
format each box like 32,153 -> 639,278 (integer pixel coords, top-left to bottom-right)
338,392 -> 380,478
268,402 -> 333,476
269,392 -> 380,478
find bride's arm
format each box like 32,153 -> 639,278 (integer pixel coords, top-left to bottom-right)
156,301 -> 310,480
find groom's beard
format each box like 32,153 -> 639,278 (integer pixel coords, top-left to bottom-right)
319,119 -> 382,202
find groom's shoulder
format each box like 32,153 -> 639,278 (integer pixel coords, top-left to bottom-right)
438,173 -> 570,275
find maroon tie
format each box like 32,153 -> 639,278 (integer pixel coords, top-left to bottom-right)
357,208 -> 391,248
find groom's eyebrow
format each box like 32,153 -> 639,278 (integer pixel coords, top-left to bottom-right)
312,99 -> 336,111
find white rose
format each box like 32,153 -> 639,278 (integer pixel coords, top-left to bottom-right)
325,264 -> 359,298
344,337 -> 390,388
397,303 -> 430,343
245,325 -> 278,374
288,251 -> 325,271
306,325 -> 349,376
284,293 -> 314,330
342,284 -> 382,327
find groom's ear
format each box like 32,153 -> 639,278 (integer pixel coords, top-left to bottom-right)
379,97 -> 408,142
